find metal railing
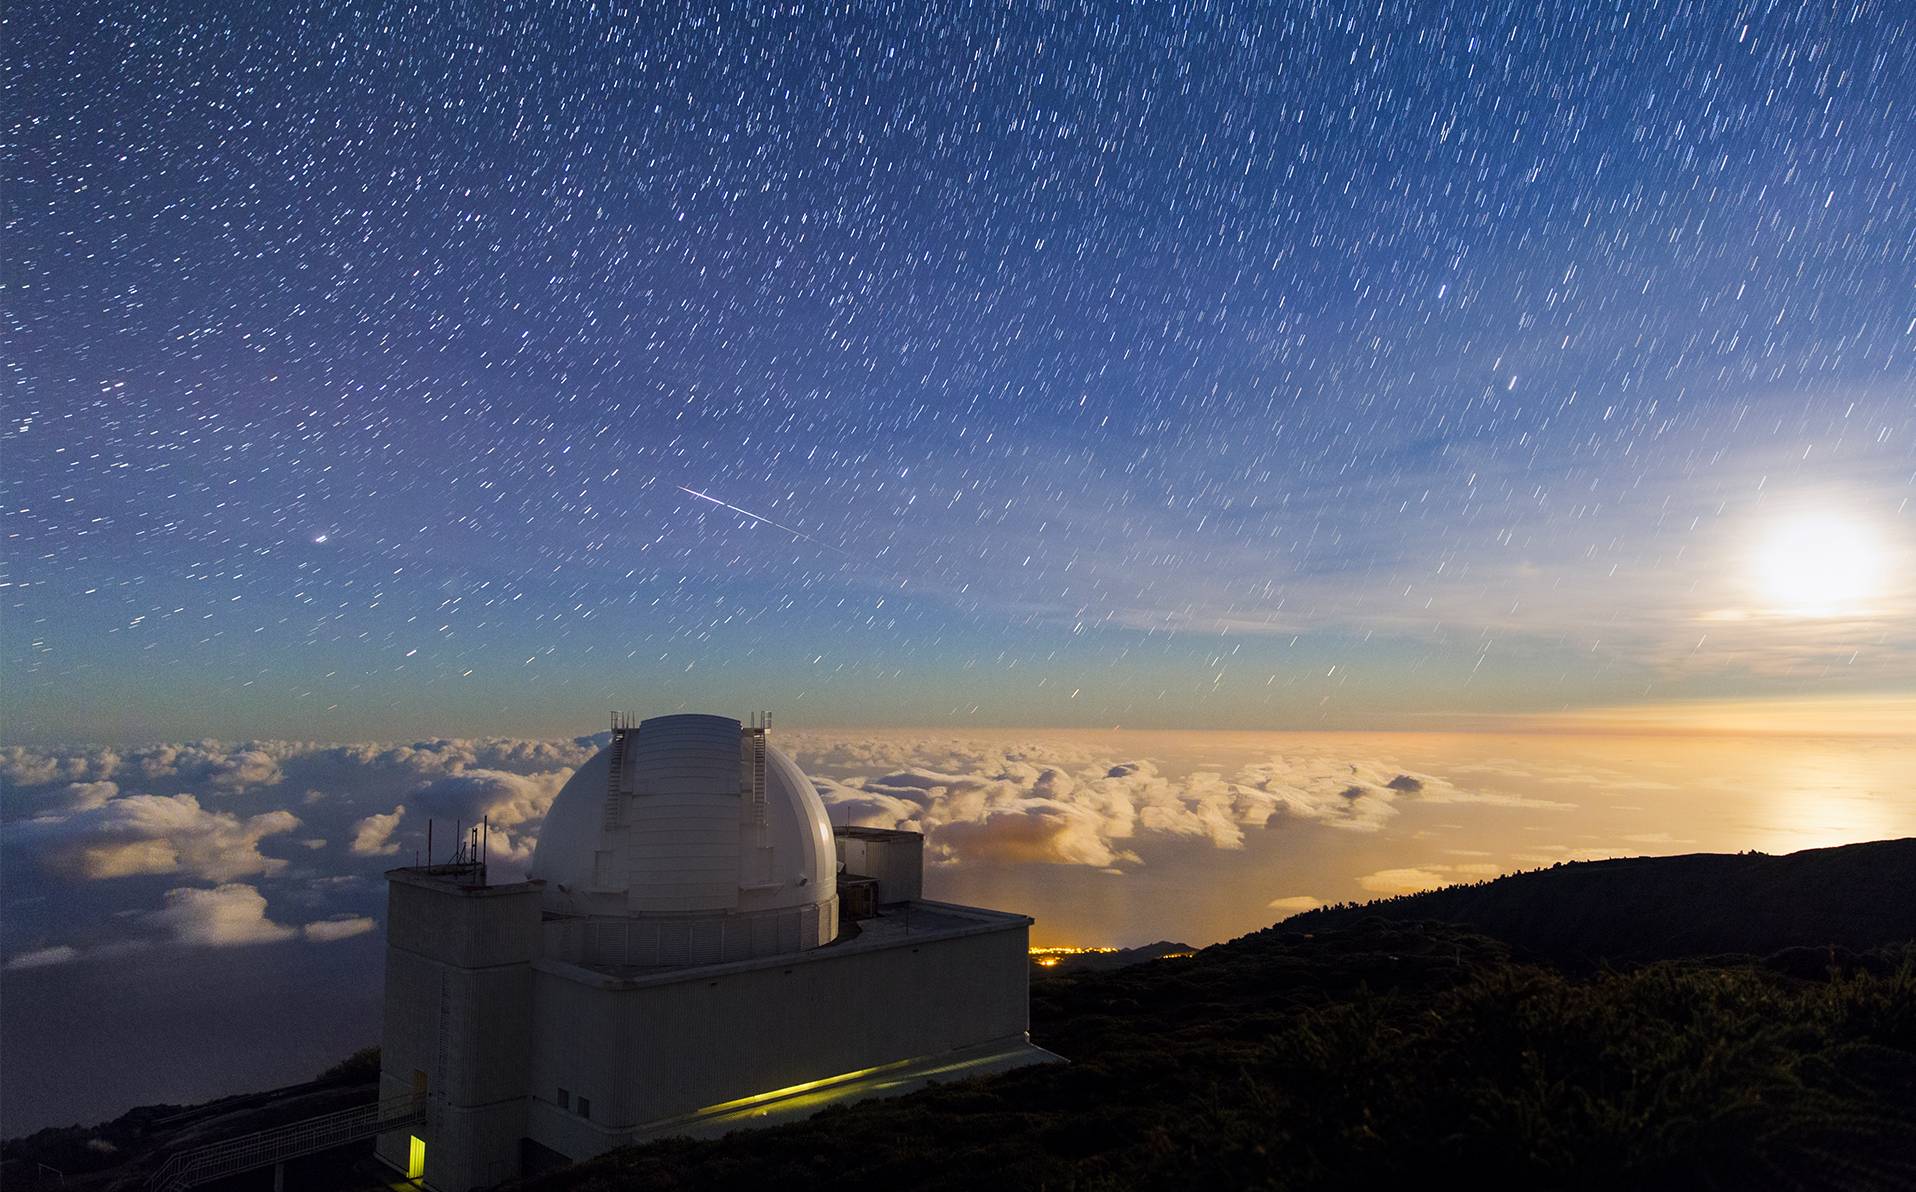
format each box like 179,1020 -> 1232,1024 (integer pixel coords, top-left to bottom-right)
146,1092 -> 426,1192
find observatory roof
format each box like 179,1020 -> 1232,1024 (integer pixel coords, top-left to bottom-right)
529,714 -> 839,941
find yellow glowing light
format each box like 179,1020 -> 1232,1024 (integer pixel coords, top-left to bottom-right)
1754,513 -> 1882,615
407,1135 -> 426,1180
677,1049 -> 1031,1129
693,1058 -> 912,1117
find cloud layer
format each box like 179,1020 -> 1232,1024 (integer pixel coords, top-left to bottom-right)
2,735 -> 597,969
2,730 -> 1570,968
791,733 -> 1567,869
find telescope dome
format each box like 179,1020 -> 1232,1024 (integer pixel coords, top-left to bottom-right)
531,713 -> 838,964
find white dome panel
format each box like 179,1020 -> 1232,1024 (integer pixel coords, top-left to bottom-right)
529,713 -> 839,965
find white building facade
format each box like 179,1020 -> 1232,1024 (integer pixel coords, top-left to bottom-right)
375,714 -> 1055,1192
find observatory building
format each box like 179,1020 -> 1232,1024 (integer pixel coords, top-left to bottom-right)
374,713 -> 1056,1191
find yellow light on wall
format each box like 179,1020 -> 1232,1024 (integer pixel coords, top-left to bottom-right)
694,1058 -> 913,1116
407,1135 -> 426,1180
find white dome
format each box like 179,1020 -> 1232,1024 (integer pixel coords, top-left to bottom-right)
531,714 -> 838,965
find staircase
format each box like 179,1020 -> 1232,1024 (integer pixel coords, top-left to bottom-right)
146,1092 -> 426,1192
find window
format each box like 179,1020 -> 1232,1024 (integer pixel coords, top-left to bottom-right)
407,1135 -> 426,1180
577,1096 -> 591,1121
556,1087 -> 569,1110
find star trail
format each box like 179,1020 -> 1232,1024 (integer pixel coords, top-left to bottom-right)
5,0 -> 1912,741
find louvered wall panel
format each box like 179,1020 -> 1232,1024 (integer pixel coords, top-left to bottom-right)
621,715 -> 744,913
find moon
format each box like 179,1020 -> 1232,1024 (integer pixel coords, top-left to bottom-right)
1753,513 -> 1882,616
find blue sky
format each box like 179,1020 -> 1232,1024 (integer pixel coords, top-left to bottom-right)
6,0 -> 1913,742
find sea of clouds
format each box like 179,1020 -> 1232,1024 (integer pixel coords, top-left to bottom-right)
0,730 -> 1572,972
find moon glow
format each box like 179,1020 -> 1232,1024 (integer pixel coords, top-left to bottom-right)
1754,514 -> 1882,617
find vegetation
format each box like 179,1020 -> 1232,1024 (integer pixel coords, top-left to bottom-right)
522,919 -> 1916,1191
315,1045 -> 381,1087
1,1047 -> 383,1187
528,843 -> 1916,1191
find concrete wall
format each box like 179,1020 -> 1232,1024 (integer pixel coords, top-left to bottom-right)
834,830 -> 924,902
525,914 -> 1029,1154
377,872 -> 544,1192
542,897 -> 837,969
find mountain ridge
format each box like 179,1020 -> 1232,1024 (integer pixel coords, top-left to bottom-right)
1279,836 -> 1916,965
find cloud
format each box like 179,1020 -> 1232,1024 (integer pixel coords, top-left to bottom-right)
810,756 -> 1153,867
0,747 -> 119,789
1267,895 -> 1323,913
801,735 -> 1566,870
148,884 -> 298,946
22,794 -> 302,881
4,945 -> 80,970
406,769 -> 570,872
132,743 -> 286,791
350,806 -> 406,857
302,916 -> 376,942
2,738 -> 594,877
408,769 -> 566,832
64,781 -> 119,810
3,939 -> 156,969
3,730 -> 1577,899
1357,861 -> 1507,895
1358,867 -> 1452,895
935,803 -> 1141,868
0,738 -> 599,971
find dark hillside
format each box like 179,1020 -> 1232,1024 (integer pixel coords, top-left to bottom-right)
520,916 -> 1916,1191
1283,838 -> 1916,965
15,842 -> 1913,1191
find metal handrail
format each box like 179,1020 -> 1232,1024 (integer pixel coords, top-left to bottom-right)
147,1092 -> 425,1191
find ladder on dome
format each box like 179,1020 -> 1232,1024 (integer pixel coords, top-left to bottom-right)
743,714 -> 773,887
145,1092 -> 426,1192
604,711 -> 635,830
748,726 -> 767,828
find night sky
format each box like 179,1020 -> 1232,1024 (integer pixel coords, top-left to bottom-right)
8,0 -> 1913,742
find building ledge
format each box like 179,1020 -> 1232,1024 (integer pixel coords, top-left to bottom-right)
535,898 -> 1031,987
831,824 -> 924,843
385,865 -> 544,897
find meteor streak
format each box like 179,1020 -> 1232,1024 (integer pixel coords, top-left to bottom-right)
675,485 -> 853,555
